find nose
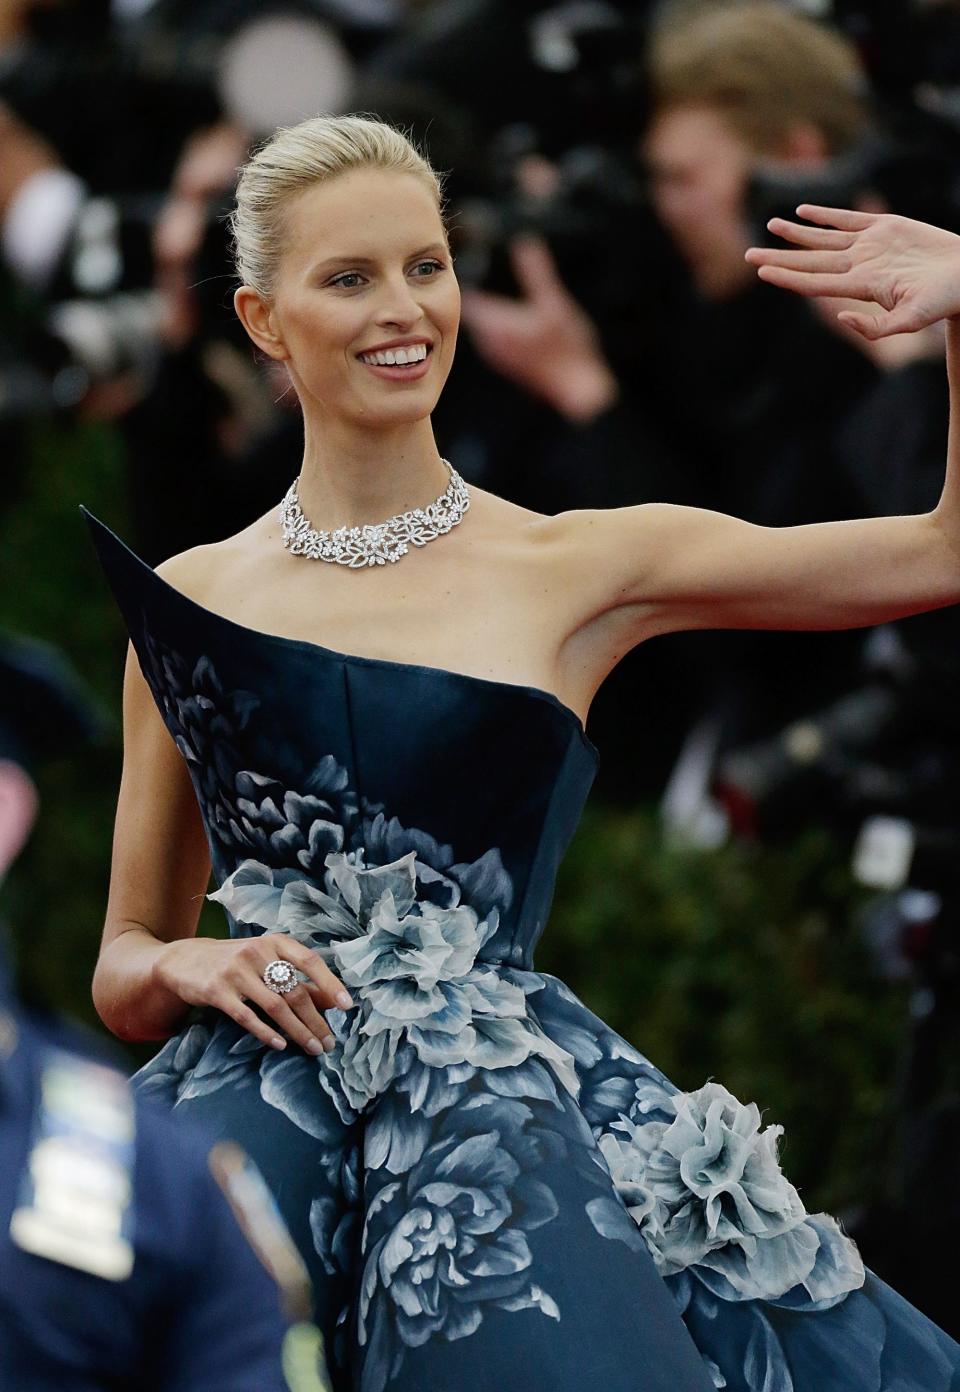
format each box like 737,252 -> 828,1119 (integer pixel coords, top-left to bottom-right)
373,272 -> 425,329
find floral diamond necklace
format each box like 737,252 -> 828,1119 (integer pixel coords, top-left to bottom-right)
278,458 -> 470,567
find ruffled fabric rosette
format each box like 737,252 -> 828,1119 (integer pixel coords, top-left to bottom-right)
208,847 -> 580,1112
589,1077 -> 865,1312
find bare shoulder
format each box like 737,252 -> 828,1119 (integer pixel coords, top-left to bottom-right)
521,502 -> 668,609
152,521 -> 262,607
467,487 -> 634,554
465,483 -> 551,532
535,501 -> 676,556
461,489 -> 673,626
516,500 -> 753,680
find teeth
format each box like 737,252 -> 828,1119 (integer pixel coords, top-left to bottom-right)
360,343 -> 429,367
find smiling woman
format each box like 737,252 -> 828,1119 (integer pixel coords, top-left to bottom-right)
80,112 -> 960,1392
231,148 -> 460,490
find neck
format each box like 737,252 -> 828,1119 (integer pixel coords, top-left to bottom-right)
294,415 -> 449,530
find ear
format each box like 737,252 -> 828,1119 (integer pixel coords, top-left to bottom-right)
233,284 -> 289,361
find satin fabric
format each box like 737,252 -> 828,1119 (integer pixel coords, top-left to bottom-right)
84,509 -> 960,1392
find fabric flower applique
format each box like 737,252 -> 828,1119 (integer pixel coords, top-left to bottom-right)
209,841 -> 580,1112
587,1078 -> 865,1309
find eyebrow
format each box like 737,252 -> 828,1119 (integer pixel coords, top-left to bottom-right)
310,243 -> 449,274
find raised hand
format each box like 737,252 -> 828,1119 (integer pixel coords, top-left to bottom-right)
745,205 -> 960,338
460,235 -> 619,420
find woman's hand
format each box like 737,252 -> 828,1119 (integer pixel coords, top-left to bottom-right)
745,205 -> 960,338
153,933 -> 353,1055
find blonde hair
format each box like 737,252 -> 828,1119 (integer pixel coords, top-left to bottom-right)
650,2 -> 869,157
229,113 -> 445,299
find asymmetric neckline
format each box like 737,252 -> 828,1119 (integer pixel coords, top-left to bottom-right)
80,508 -> 600,766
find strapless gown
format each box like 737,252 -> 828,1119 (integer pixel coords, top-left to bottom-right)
83,508 -> 959,1392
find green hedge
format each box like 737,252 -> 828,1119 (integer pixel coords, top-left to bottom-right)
1,420 -> 909,1213
539,807 -> 902,1212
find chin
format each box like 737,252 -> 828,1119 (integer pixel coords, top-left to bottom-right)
358,398 -> 438,429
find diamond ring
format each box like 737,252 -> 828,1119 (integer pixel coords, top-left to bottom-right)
262,959 -> 300,995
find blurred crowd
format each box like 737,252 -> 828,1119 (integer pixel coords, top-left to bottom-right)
2,0 -> 960,1337
3,0 -> 960,797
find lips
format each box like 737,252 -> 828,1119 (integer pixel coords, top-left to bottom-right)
357,340 -> 432,366
356,342 -> 434,381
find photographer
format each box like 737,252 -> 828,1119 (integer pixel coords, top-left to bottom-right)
0,3 -> 383,561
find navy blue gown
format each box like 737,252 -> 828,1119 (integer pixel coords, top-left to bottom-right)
83,509 -> 960,1392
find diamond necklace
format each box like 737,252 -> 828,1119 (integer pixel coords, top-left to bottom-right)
278,458 -> 470,567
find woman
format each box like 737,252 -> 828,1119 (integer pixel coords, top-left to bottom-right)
83,115 -> 960,1391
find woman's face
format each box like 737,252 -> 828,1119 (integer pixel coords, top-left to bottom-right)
249,167 -> 460,429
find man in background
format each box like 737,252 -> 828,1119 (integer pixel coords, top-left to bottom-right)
461,1 -> 883,804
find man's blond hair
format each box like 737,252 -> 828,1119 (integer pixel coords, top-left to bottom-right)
649,2 -> 869,155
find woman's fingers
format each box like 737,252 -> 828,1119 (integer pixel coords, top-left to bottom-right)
750,262 -> 867,299
748,205 -> 960,330
793,203 -> 877,231
763,218 -> 856,250
283,982 -> 340,1049
215,991 -> 289,1052
262,937 -> 353,1011
248,979 -> 338,1055
746,247 -> 854,274
835,308 -> 887,339
836,303 -> 928,339
744,207 -> 877,294
211,968 -> 342,1055
221,936 -> 356,1052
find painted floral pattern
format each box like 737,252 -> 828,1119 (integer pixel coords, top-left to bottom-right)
123,624 -> 959,1392
359,1094 -> 563,1377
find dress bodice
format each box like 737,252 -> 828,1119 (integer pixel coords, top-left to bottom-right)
83,509 -> 599,970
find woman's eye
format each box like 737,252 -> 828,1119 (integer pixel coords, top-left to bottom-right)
328,261 -> 444,288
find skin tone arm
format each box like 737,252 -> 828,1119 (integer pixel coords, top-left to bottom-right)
92,643 -> 353,1053
550,207 -> 960,637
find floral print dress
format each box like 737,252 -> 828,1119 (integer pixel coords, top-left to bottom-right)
84,509 -> 960,1392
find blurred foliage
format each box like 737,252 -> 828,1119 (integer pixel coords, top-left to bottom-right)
0,417 -> 230,1069
1,423 -> 910,1211
538,807 -> 904,1214
1,417 -> 131,1024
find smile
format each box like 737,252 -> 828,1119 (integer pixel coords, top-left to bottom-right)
358,343 -> 430,366
356,342 -> 434,381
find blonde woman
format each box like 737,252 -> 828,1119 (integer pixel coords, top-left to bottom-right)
83,115 -> 960,1391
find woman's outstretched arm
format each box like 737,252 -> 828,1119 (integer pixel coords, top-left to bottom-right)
547,209 -> 960,640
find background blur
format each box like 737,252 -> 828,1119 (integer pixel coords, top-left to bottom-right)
1,0 -> 958,1333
